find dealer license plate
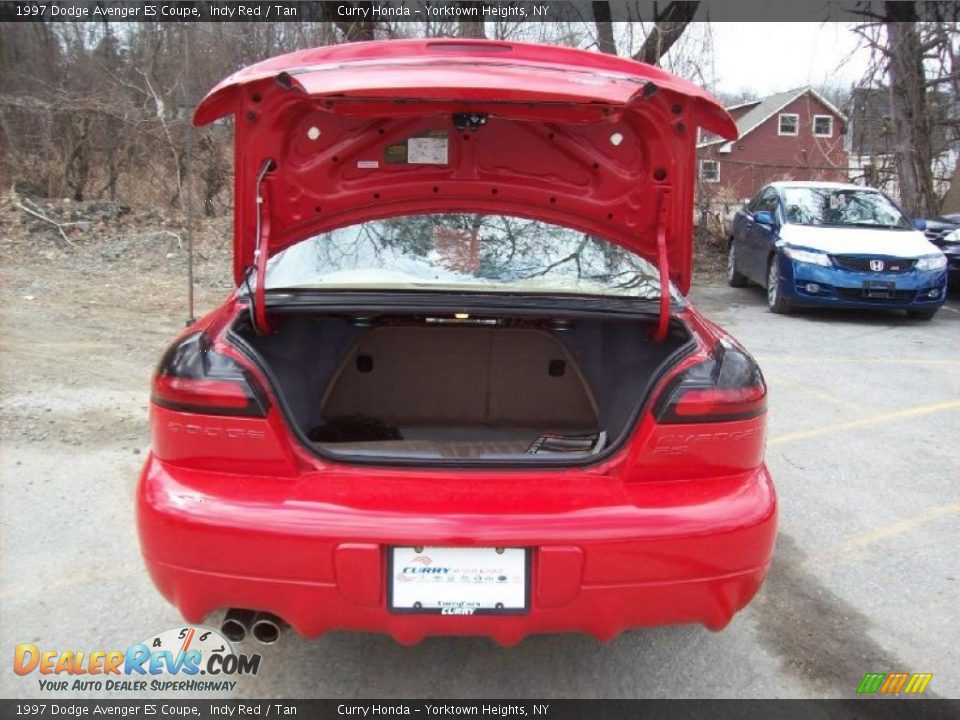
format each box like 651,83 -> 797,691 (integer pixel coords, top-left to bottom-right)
388,546 -> 529,615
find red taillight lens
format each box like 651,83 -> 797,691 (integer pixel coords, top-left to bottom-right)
152,332 -> 268,417
153,376 -> 253,411
655,340 -> 766,424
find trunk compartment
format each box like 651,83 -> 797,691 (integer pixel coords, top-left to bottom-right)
232,308 -> 690,463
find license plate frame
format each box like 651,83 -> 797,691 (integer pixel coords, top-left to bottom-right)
863,280 -> 896,298
387,546 -> 530,615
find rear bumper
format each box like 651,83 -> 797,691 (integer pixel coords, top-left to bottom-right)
137,456 -> 777,644
779,256 -> 947,310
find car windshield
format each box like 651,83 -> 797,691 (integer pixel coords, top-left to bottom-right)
260,213 -> 672,300
781,187 -> 912,229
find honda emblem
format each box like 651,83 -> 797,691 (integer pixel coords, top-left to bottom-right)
869,259 -> 885,271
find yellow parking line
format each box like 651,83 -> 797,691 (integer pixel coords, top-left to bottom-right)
802,501 -> 960,570
758,355 -> 960,367
769,399 -> 960,447
765,374 -> 862,412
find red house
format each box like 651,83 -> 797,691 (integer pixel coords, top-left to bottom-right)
697,87 -> 848,203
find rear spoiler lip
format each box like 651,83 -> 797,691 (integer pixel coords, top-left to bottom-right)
193,53 -> 737,141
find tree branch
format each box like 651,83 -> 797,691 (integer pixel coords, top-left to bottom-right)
633,1 -> 700,66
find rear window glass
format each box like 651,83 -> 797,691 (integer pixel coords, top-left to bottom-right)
261,213 -> 672,300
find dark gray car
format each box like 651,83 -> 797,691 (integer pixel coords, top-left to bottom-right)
922,213 -> 960,290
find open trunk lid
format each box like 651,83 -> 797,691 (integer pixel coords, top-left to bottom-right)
194,39 -> 736,295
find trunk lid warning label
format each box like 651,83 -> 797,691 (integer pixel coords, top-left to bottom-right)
385,130 -> 449,165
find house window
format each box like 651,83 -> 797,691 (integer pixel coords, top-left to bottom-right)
778,113 -> 799,136
700,159 -> 720,183
813,115 -> 833,137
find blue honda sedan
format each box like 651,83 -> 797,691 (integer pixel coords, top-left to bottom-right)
727,182 -> 948,319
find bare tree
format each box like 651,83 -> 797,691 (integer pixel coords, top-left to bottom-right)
591,2 -> 700,63
459,3 -> 486,38
852,4 -> 959,215
885,5 -> 937,215
335,1 -> 377,43
591,2 -> 617,55
633,1 -> 700,65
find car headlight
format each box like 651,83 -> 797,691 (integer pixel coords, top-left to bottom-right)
916,254 -> 947,271
782,246 -> 833,267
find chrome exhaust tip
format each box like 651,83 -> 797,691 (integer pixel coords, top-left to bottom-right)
221,609 -> 255,643
251,612 -> 283,645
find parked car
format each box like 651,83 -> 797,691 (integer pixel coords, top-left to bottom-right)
920,212 -> 960,290
138,40 -> 776,645
727,182 -> 948,319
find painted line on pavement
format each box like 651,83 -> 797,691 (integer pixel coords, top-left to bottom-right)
801,501 -> 960,570
758,355 -> 960,366
769,399 -> 960,447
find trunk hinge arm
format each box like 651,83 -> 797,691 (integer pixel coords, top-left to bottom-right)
251,159 -> 276,335
651,190 -> 671,343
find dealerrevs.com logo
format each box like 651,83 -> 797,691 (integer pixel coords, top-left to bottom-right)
13,626 -> 262,693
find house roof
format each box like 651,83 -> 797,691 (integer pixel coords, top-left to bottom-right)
727,100 -> 760,112
698,86 -> 847,152
725,99 -> 761,113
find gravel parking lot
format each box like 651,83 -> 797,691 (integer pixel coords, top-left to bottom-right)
1,252 -> 957,699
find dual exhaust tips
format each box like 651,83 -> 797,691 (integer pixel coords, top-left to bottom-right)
221,609 -> 284,645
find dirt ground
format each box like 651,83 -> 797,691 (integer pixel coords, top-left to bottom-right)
0,196 -> 228,450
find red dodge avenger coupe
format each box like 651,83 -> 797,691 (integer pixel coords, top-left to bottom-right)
138,39 -> 777,645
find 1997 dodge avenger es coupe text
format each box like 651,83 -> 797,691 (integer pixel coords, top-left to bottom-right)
137,40 -> 777,645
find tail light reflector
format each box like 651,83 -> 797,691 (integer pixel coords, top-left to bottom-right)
655,340 -> 766,423
152,333 -> 268,417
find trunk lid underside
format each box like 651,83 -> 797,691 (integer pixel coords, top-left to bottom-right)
194,39 -> 737,294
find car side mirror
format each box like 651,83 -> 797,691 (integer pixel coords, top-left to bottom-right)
913,218 -> 927,231
754,210 -> 776,227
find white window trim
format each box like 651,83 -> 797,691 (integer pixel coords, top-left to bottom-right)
813,114 -> 834,138
700,159 -> 720,183
778,113 -> 799,136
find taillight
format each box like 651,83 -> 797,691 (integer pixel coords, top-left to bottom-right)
654,340 -> 766,423
152,332 -> 269,417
